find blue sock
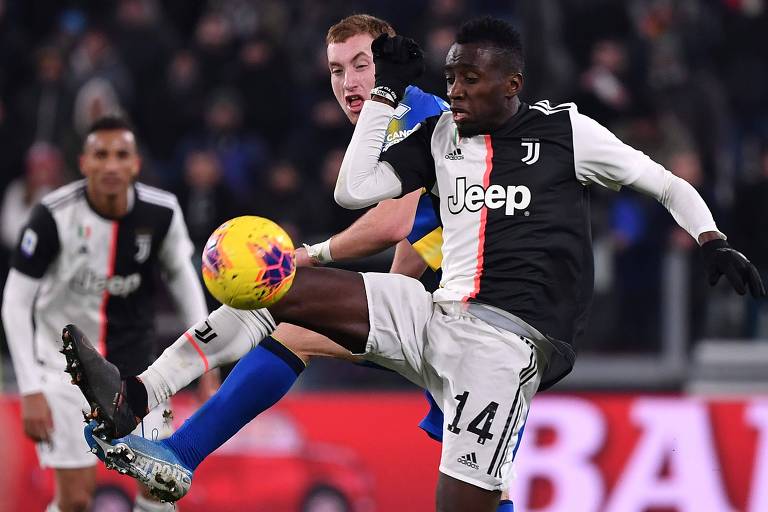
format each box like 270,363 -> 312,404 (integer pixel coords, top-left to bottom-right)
162,337 -> 304,470
497,500 -> 514,511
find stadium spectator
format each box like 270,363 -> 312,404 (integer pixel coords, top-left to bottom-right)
252,160 -> 320,243
143,49 -> 205,161
0,142 -> 65,251
15,46 -> 73,150
174,89 -> 269,200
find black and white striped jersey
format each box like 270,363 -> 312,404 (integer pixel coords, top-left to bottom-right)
10,180 -> 203,377
379,100 -> 690,387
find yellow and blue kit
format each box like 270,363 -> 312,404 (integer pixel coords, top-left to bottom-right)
384,85 -> 447,441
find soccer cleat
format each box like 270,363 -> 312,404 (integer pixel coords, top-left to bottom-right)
84,421 -> 192,502
61,324 -> 140,438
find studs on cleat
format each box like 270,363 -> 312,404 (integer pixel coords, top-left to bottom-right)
91,447 -> 98,454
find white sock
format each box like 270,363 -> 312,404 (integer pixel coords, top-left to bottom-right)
45,503 -> 61,512
134,494 -> 175,512
140,305 -> 275,410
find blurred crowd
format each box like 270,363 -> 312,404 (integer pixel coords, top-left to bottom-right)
0,0 -> 767,357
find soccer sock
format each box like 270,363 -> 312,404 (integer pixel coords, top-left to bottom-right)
133,494 -> 174,512
162,337 -> 305,470
140,306 -> 276,410
497,500 -> 514,511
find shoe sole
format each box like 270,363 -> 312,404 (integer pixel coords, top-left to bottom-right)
61,325 -> 123,438
91,436 -> 187,502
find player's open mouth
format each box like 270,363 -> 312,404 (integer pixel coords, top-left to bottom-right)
451,108 -> 469,123
346,95 -> 364,112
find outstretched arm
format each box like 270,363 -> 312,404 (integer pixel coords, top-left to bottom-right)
305,190 -> 421,264
570,108 -> 765,297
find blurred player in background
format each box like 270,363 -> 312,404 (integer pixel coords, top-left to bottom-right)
1,116 -> 216,512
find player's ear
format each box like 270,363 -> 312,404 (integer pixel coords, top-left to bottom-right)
132,156 -> 142,178
78,154 -> 89,178
506,72 -> 523,98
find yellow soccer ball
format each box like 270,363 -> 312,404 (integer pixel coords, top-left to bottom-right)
202,216 -> 296,309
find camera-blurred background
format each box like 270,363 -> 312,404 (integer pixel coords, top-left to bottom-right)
0,1 -> 766,511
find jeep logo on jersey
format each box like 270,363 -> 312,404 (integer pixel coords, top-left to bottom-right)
447,177 -> 531,216
69,269 -> 142,297
521,139 -> 541,165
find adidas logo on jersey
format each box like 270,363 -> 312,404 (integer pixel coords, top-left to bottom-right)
457,452 -> 479,470
444,148 -> 464,160
448,177 -> 532,216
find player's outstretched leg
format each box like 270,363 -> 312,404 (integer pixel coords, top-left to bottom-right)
81,337 -> 305,502
61,324 -> 144,439
63,301 -> 277,438
83,420 -> 192,502
437,473 -> 502,512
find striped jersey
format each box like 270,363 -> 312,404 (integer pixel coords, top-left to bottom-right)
381,100 -> 656,387
395,86 -> 447,271
10,180 -> 199,377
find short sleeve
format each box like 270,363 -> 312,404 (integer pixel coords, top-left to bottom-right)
10,203 -> 60,278
380,116 -> 439,196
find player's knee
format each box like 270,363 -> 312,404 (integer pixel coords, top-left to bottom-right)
55,471 -> 95,512
56,492 -> 91,512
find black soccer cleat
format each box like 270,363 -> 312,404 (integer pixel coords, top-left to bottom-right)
61,324 -> 140,438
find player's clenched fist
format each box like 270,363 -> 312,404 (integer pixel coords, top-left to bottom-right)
371,33 -> 424,104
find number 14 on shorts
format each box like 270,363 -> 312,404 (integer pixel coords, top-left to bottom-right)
446,391 -> 499,445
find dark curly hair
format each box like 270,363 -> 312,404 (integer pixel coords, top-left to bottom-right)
455,16 -> 524,73
86,115 -> 134,136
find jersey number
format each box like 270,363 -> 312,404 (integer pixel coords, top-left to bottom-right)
446,391 -> 499,445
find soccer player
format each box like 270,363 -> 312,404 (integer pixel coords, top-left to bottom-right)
63,17 -> 764,512
1,116 -> 215,512
67,12 -> 476,505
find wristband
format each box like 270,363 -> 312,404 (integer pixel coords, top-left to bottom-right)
303,238 -> 333,264
370,85 -> 399,105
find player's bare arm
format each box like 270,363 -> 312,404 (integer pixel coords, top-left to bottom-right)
303,189 -> 421,264
390,239 -> 429,278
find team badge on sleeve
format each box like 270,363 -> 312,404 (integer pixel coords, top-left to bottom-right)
21,228 -> 38,257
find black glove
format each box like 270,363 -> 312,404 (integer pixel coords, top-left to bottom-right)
700,239 -> 765,297
371,33 -> 425,104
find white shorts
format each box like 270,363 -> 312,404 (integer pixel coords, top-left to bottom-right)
36,370 -> 173,469
362,273 -> 545,491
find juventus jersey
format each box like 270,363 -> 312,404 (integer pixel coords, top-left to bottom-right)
10,180 -> 199,377
395,86 -> 448,271
379,100 -> 680,387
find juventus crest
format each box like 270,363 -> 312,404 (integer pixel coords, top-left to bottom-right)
135,233 -> 152,263
521,139 -> 541,165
